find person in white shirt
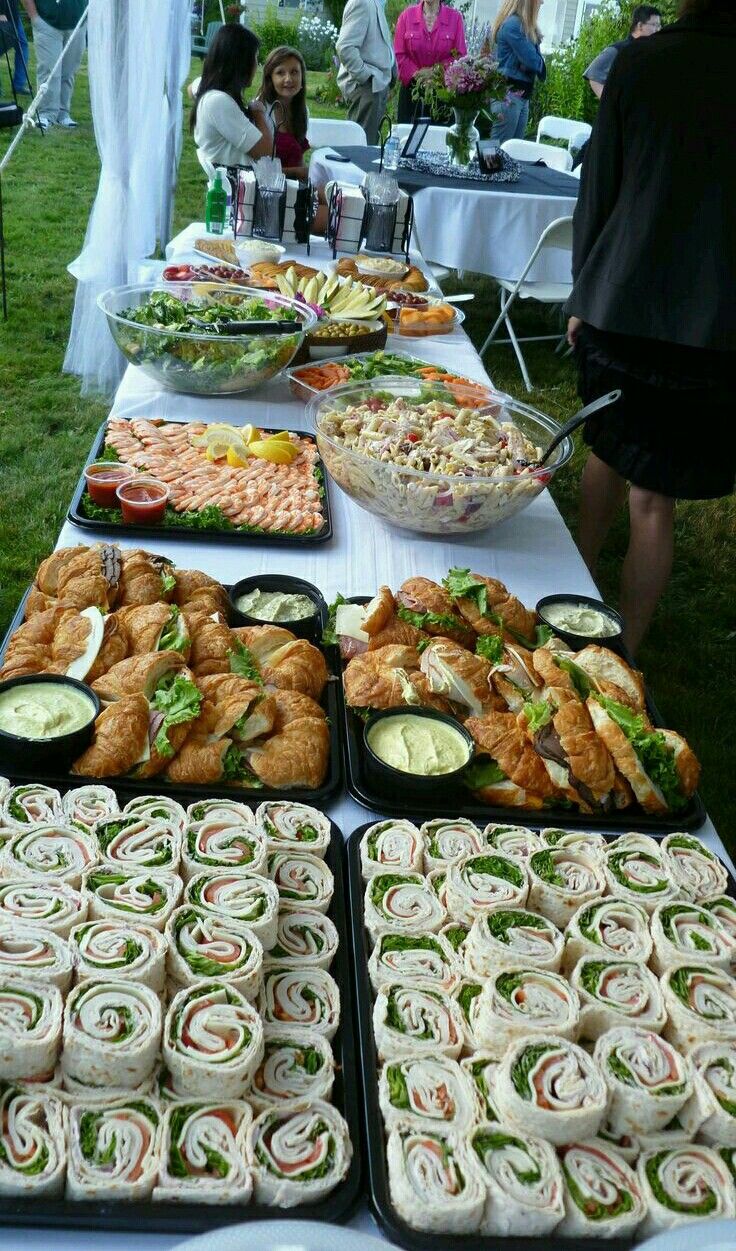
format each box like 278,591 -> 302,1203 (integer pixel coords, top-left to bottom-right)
336,0 -> 396,144
191,24 -> 272,169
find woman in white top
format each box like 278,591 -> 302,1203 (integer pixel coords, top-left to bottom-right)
191,24 -> 273,168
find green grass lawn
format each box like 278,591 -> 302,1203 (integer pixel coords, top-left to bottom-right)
1,54 -> 734,848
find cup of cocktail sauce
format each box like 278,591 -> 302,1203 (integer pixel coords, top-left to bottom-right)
84,461 -> 135,507
116,477 -> 169,525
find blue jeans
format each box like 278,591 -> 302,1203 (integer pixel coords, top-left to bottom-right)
4,0 -> 31,92
490,93 -> 530,144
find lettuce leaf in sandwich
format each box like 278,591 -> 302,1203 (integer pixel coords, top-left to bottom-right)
150,672 -> 202,759
158,605 -> 189,655
443,567 -> 549,650
592,693 -> 686,811
463,758 -> 507,789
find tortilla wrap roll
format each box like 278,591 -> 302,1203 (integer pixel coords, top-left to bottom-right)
259,967 -> 340,1039
563,896 -> 652,975
662,833 -> 729,903
386,1124 -> 485,1234
182,815 -> 267,881
476,967 -> 581,1058
419,819 -> 482,872
70,919 -> 166,993
571,956 -> 666,1040
680,1041 -> 736,1145
557,1139 -> 646,1237
1,783 -> 62,828
638,1143 -> 736,1231
185,871 -> 280,949
83,865 -> 181,932
466,908 -> 564,977
267,909 -> 339,970
166,906 -> 263,1001
62,979 -> 162,1089
123,794 -> 186,832
268,851 -> 334,914
705,896 -> 736,953
0,922 -> 72,991
542,826 -> 607,855
527,847 -> 606,930
3,823 -> 97,888
603,843 -> 680,915
662,964 -> 736,1053
461,1053 -> 501,1123
359,819 -> 424,878
186,797 -> 255,824
249,1028 -> 334,1113
482,822 -> 542,861
495,1035 -> 608,1145
368,932 -> 460,994
94,814 -> 180,874
445,852 -> 529,924
62,784 -> 119,832
364,871 -> 445,942
595,1025 -> 694,1137
651,900 -> 736,976
0,877 -> 86,937
164,981 -> 264,1100
255,801 -> 331,857
66,1097 -> 161,1201
0,977 -> 63,1081
471,1124 -> 564,1236
379,1056 -> 476,1134
154,1100 -> 253,1204
373,982 -> 464,1061
247,1100 -> 352,1207
0,1084 -> 65,1197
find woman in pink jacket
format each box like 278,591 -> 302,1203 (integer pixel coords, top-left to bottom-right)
394,0 -> 467,123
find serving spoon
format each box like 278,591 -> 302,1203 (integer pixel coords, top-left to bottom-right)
521,390 -> 621,468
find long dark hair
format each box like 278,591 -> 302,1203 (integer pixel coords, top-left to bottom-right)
190,24 -> 261,132
257,46 -> 308,143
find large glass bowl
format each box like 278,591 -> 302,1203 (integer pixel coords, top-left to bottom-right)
98,282 -> 317,395
308,375 -> 574,535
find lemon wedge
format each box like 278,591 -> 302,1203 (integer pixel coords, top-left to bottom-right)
268,430 -> 293,443
249,438 -> 300,465
226,445 -> 250,468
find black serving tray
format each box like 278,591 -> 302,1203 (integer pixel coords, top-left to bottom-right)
334,597 -> 706,834
68,418 -> 333,545
0,583 -> 343,807
0,811 -> 362,1234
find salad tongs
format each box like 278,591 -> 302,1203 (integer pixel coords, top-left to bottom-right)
190,318 -> 299,335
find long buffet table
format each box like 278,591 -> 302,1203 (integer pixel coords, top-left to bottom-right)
11,224 -> 729,1251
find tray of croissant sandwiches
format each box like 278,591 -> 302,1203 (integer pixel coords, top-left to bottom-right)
0,544 -> 340,803
325,569 -> 704,832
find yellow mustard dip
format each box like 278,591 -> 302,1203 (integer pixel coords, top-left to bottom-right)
367,714 -> 470,776
0,684 -> 96,740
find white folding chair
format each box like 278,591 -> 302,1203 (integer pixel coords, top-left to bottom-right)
536,115 -> 592,153
307,118 -> 367,148
479,216 -> 574,393
196,147 -> 216,182
501,138 -> 573,173
391,122 -> 450,154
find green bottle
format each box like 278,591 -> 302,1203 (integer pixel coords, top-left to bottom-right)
205,171 -> 227,235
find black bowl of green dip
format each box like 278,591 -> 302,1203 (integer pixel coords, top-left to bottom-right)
536,593 -> 623,652
0,675 -> 100,771
229,574 -> 326,643
363,707 -> 474,796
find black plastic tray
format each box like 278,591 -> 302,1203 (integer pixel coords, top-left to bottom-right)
0,584 -> 343,807
0,806 -> 362,1233
68,418 -> 333,545
334,597 -> 706,834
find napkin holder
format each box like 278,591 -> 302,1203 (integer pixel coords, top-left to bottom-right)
326,181 -> 413,259
227,166 -> 314,249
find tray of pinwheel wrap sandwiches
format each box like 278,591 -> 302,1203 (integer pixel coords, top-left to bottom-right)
0,779 -> 362,1232
326,576 -> 706,833
0,548 -> 342,807
345,817 -> 736,1250
67,417 -> 333,545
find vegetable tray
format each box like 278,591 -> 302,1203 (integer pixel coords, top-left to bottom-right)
334,598 -> 706,834
0,814 -> 363,1233
68,418 -> 333,545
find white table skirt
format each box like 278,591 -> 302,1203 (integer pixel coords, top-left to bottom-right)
309,149 -> 577,283
25,221 -> 730,1251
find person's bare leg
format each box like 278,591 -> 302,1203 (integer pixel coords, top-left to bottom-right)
620,486 -> 675,655
578,453 -> 628,576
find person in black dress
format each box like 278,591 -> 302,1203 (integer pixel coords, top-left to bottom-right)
566,0 -> 736,655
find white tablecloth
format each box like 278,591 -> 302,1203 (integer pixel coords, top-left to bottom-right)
21,223 -> 729,1251
309,149 -> 577,283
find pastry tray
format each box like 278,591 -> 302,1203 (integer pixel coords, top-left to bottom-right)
333,597 -> 706,834
345,822 -> 736,1251
68,418 -> 333,545
0,584 -> 343,807
0,811 -> 363,1234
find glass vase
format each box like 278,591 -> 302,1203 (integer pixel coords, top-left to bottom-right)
446,108 -> 480,170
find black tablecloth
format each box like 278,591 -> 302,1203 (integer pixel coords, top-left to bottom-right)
332,145 -> 580,198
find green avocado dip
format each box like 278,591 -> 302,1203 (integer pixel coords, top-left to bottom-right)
367,714 -> 470,777
0,683 -> 96,739
235,589 -> 316,622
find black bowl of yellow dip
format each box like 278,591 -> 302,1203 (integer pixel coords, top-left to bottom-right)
363,707 -> 474,796
0,675 -> 100,771
536,593 -> 623,652
228,574 -> 326,643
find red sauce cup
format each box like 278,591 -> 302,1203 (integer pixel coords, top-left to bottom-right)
84,462 -> 136,507
116,477 -> 170,525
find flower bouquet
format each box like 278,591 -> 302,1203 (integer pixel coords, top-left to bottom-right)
415,54 -> 506,168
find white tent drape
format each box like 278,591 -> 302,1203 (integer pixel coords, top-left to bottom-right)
64,0 -> 191,395
159,0 -> 193,248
